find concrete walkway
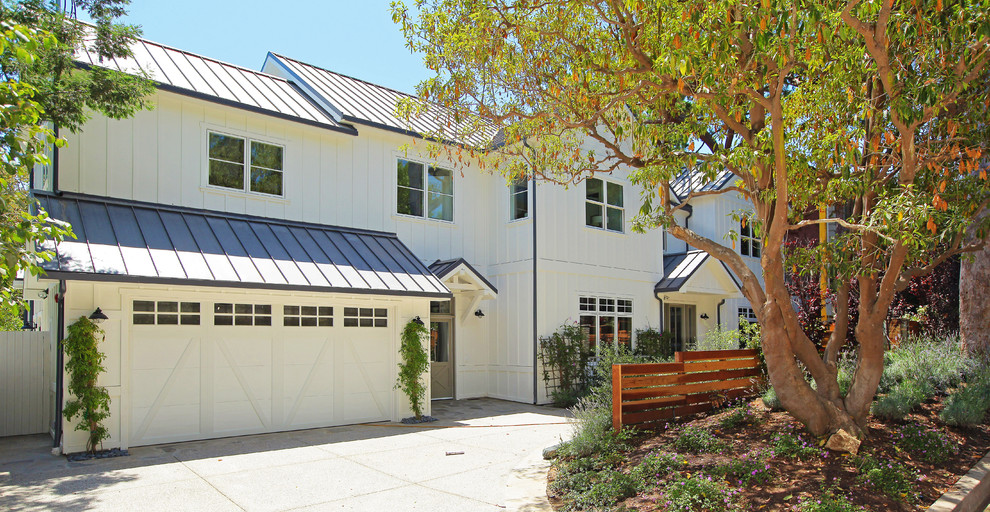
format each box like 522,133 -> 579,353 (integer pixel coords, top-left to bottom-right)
0,399 -> 573,511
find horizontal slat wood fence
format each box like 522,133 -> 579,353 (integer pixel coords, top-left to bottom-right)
612,349 -> 761,431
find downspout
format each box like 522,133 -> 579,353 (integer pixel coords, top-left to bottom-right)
716,298 -> 726,329
531,176 -> 538,405
683,206 -> 693,251
52,125 -> 60,194
53,280 -> 66,449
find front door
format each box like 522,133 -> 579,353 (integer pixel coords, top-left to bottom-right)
665,303 -> 696,351
430,320 -> 453,399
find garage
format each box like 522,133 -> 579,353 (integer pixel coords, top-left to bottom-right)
36,193 -> 450,451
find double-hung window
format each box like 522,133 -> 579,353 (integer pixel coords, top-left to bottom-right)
740,220 -> 761,257
579,296 -> 633,354
397,158 -> 453,221
510,177 -> 529,221
585,178 -> 623,232
208,131 -> 284,196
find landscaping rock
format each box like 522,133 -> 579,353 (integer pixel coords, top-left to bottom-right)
65,448 -> 129,462
825,429 -> 861,455
543,442 -> 562,460
400,415 -> 438,424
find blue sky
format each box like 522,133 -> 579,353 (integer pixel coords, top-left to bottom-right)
120,1 -> 431,95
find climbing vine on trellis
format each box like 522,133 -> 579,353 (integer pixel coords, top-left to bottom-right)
62,316 -> 110,453
395,318 -> 430,419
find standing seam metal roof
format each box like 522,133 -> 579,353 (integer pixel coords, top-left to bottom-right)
36,192 -> 450,298
73,31 -> 355,134
655,251 -> 742,294
670,168 -> 737,201
266,53 -> 499,148
427,258 -> 498,294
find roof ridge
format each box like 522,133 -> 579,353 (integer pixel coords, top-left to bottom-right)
270,52 -> 421,100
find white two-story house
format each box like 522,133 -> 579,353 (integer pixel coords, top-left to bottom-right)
23,33 -> 746,454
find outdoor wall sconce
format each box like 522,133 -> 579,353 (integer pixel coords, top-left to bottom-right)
474,309 -> 485,318
412,316 -> 424,326
37,289 -> 49,299
700,313 -> 710,320
89,307 -> 109,323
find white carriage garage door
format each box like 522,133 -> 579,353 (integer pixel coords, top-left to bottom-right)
127,298 -> 394,447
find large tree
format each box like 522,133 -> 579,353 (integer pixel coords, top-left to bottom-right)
393,0 -> 990,437
0,0 -> 152,304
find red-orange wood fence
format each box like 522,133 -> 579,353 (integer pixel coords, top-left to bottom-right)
612,349 -> 762,431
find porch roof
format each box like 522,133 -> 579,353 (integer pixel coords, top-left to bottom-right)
655,251 -> 742,296
427,258 -> 497,296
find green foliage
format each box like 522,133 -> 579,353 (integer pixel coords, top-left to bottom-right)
836,352 -> 856,398
871,380 -> 930,421
62,316 -> 109,453
939,370 -> 990,427
719,401 -> 762,429
656,474 -> 739,512
550,460 -> 639,512
395,319 -> 430,419
633,326 -> 673,360
673,426 -> 726,454
539,323 -> 590,407
770,426 -> 823,460
711,449 -> 774,486
695,326 -> 740,351
762,387 -> 783,411
630,451 -> 684,491
853,455 -> 919,503
879,334 -> 974,394
893,423 -> 957,464
794,486 -> 866,512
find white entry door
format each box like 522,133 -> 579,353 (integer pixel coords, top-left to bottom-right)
127,298 -> 393,447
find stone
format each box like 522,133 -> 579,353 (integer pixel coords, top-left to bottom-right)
542,443 -> 562,460
825,429 -> 861,455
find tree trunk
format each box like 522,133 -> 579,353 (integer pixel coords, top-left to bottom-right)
960,210 -> 990,357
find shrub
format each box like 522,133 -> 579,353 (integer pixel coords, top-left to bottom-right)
871,380 -> 929,420
539,323 -> 591,407
631,451 -> 684,490
673,426 -> 726,454
720,401 -> 762,429
893,423 -> 957,464
395,319 -> 431,419
853,455 -> 919,502
771,426 -> 823,460
793,486 -> 866,512
634,326 -> 674,360
62,317 -> 111,453
939,369 -> 990,427
836,351 -> 857,398
657,474 -> 739,512
696,326 -> 741,351
551,460 -> 639,511
762,387 -> 783,411
879,334 -> 973,394
711,449 -> 773,485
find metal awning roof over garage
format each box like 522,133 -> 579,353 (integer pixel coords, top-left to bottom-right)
655,251 -> 742,296
35,192 -> 450,298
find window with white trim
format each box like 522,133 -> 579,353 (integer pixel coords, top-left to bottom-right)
133,300 -> 200,325
510,177 -> 529,220
397,158 -> 453,221
284,306 -> 333,327
585,178 -> 623,232
740,220 -> 761,257
214,303 -> 272,326
343,307 -> 388,327
578,296 -> 633,353
738,307 -> 757,327
208,131 -> 284,196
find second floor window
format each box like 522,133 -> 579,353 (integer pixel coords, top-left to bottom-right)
510,177 -> 529,220
585,178 -> 623,232
397,159 -> 453,221
208,132 -> 284,196
740,220 -> 761,257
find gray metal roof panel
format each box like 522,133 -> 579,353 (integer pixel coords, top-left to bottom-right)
655,251 -> 743,294
34,192 -> 450,298
670,168 -> 737,201
74,30 -> 353,134
268,53 -> 499,148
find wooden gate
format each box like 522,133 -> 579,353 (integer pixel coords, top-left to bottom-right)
0,331 -> 51,437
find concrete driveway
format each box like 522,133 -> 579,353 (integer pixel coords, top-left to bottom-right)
0,399 -> 573,512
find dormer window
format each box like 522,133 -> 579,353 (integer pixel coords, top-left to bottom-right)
208,131 -> 284,196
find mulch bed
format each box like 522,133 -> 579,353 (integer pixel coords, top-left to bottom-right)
549,396 -> 990,511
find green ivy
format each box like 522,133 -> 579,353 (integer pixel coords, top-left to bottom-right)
395,318 -> 430,419
62,316 -> 110,453
538,323 -> 590,407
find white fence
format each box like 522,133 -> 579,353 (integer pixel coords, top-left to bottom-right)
0,331 -> 50,437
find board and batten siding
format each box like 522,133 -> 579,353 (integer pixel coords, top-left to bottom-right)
0,331 -> 51,437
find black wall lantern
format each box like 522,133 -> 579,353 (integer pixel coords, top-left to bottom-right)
89,307 -> 109,323
474,309 -> 485,318
700,313 -> 710,320
412,316 -> 424,326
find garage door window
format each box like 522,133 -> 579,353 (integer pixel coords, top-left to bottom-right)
343,307 -> 387,327
214,303 -> 272,326
284,305 -> 333,327
133,301 -> 201,325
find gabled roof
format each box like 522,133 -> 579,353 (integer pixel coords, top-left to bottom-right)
428,258 -> 498,294
35,192 -> 450,298
263,53 -> 499,148
670,168 -> 737,201
655,250 -> 741,295
73,31 -> 355,134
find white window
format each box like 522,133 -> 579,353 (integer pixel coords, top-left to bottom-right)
133,300 -> 200,325
585,178 -> 623,232
740,220 -> 761,257
208,131 -> 284,196
344,307 -> 387,327
397,158 -> 453,221
283,306 -> 333,327
738,307 -> 757,327
510,177 -> 529,221
578,296 -> 633,353
214,303 -> 272,326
